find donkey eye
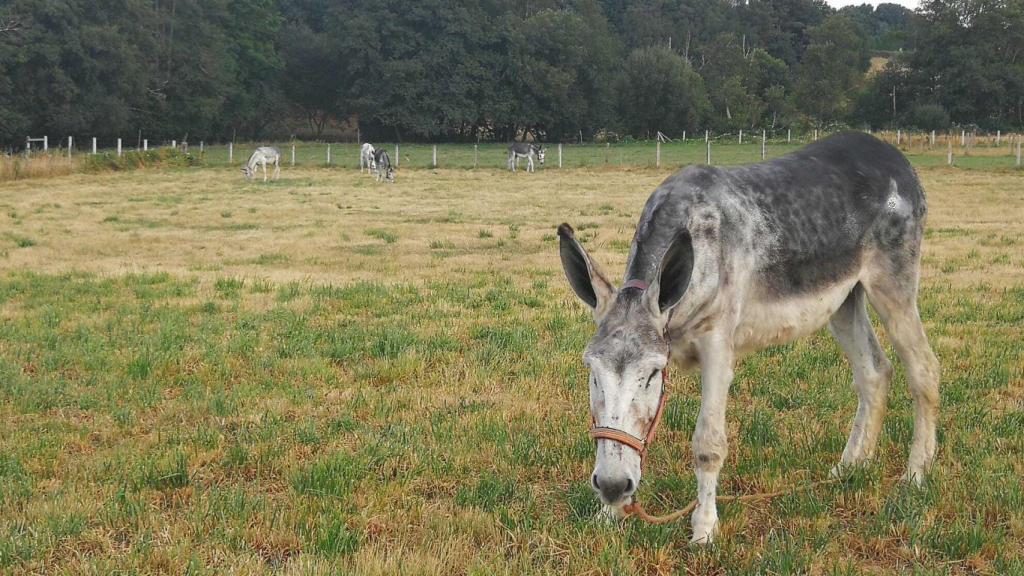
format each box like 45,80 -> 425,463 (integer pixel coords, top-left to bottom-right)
645,370 -> 660,388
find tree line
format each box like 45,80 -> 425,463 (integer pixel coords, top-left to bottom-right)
0,0 -> 1020,148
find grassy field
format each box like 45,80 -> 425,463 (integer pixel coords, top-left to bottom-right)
0,161 -> 1022,574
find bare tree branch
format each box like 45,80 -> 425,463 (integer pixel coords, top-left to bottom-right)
0,17 -> 22,34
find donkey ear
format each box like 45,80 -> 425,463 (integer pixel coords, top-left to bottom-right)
558,223 -> 616,317
647,230 -> 694,318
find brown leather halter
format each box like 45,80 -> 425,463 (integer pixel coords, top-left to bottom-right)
588,371 -> 669,467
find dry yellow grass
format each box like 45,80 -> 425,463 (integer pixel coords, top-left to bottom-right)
1,165 -> 1021,288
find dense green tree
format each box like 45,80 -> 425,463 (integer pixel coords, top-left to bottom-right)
616,46 -> 708,137
793,15 -> 870,124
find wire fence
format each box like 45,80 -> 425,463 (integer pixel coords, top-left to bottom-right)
13,129 -> 1024,172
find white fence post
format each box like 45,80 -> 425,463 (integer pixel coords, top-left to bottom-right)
171,140 -> 176,150
327,143 -> 331,165
117,138 -> 122,157
931,130 -> 936,148
91,137 -> 97,155
706,138 -> 711,165
947,140 -> 953,165
291,144 -> 296,166
787,128 -> 791,143
705,130 -> 709,144
897,129 -> 901,146
761,129 -> 766,160
682,130 -> 686,141
67,136 -> 73,158
814,129 -> 818,141
739,129 -> 743,144
395,144 -> 399,168
656,140 -> 661,168
474,143 -> 478,169
1017,139 -> 1021,167
43,136 -> 48,151
143,139 -> 148,151
229,142 -> 234,163
199,141 -> 204,154
558,143 -> 562,168
961,130 -> 965,147
432,144 -> 437,168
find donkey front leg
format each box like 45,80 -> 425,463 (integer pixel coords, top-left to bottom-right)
691,333 -> 734,544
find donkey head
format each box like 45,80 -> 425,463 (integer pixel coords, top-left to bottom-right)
535,146 -> 546,165
557,223 -> 693,508
241,166 -> 253,181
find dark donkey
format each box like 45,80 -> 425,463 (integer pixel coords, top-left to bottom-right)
558,132 -> 939,543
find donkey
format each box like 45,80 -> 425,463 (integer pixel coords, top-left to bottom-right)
558,132 -> 939,544
360,143 -> 377,174
242,146 -> 281,182
374,148 -> 394,183
507,142 -> 545,172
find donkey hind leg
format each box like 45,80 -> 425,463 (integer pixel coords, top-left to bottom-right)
829,283 -> 893,477
863,273 -> 940,485
273,159 -> 280,180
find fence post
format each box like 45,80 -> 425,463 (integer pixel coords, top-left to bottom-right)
739,129 -> 743,145
327,143 -> 331,165
474,144 -> 478,169
897,129 -> 901,146
229,142 -> 234,163
706,138 -> 711,165
605,142 -> 610,164
171,140 -> 176,150
432,144 -> 437,168
931,130 -> 935,148
961,130 -> 965,147
787,128 -> 791,143
200,141 -> 204,154
291,144 -> 296,166
143,139 -> 148,151
656,140 -> 661,168
1017,139 -> 1021,167
947,140 -> 953,165
761,129 -> 766,160
558,143 -> 562,168
43,136 -> 48,151
395,144 -> 399,168
91,137 -> 97,155
67,136 -> 73,158
814,129 -> 818,141
705,130 -> 709,144
682,130 -> 686,141
117,138 -> 122,157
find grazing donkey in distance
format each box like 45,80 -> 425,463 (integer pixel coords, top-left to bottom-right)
558,131 -> 939,544
373,148 -> 394,182
360,143 -> 377,174
507,142 -> 545,172
242,146 -> 281,182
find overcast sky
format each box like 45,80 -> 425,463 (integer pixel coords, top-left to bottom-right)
825,0 -> 919,8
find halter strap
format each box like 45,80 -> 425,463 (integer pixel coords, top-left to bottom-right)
622,279 -> 649,291
589,370 -> 669,467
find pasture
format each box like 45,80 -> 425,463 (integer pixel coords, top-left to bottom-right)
0,160 -> 1022,574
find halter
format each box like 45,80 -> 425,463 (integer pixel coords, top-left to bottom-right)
588,371 -> 669,467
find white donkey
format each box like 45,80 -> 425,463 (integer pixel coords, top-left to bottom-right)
242,146 -> 281,182
507,142 -> 545,172
558,132 -> 939,544
360,143 -> 377,174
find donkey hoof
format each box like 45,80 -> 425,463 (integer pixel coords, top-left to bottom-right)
900,467 -> 927,487
689,525 -> 717,545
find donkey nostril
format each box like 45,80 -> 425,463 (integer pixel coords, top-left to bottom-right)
624,478 -> 635,494
592,474 -> 601,491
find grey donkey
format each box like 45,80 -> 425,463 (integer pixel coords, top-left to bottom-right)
558,131 -> 939,544
507,142 -> 545,172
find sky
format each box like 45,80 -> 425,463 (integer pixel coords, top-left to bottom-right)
825,0 -> 919,7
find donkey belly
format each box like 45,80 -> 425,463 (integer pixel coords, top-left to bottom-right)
733,278 -> 859,357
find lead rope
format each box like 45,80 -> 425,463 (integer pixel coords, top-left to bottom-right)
622,478 -> 837,525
